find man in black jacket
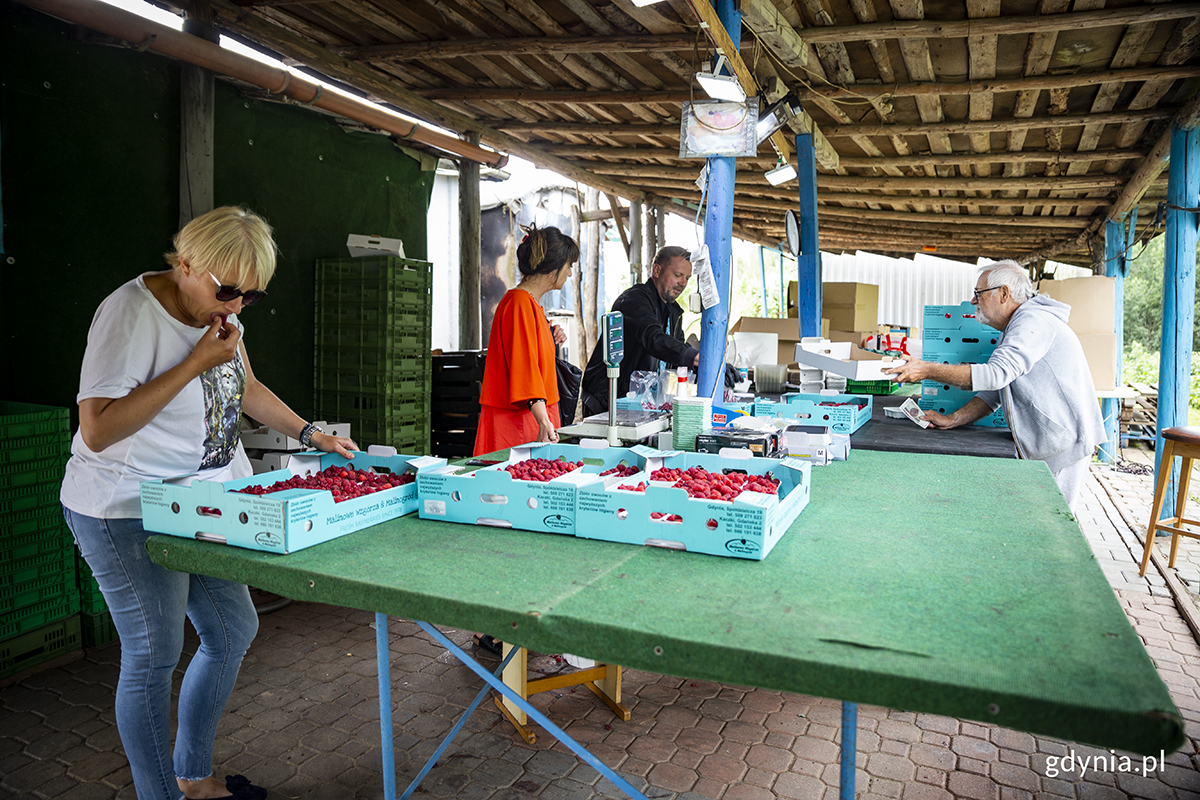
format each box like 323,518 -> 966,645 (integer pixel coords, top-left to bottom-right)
581,246 -> 701,416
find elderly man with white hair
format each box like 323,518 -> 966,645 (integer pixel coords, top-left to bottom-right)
885,260 -> 1106,511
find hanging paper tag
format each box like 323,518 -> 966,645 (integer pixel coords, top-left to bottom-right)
692,244 -> 720,310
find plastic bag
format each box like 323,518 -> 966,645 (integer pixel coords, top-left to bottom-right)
629,370 -> 664,410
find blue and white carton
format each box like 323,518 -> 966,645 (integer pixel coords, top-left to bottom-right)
416,439 -> 649,534
140,446 -> 444,554
575,447 -> 811,560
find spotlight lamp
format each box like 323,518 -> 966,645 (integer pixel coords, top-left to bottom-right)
695,55 -> 746,102
765,159 -> 797,186
755,92 -> 803,145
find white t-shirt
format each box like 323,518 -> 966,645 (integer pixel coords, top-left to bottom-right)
60,272 -> 252,518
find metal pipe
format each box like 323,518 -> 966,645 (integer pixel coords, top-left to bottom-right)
14,0 -> 507,167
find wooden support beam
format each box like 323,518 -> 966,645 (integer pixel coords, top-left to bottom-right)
606,193 -> 631,259
416,89 -> 691,104
800,65 -> 1200,101
203,0 -> 653,203
1109,92 -> 1200,221
584,162 -> 1126,191
739,0 -> 807,68
798,3 -> 1200,44
332,33 -> 704,61
821,108 -> 1173,137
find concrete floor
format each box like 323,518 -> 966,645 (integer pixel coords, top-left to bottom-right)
3,450 -> 1200,800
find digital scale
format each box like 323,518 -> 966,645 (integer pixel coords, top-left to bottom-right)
557,312 -> 672,445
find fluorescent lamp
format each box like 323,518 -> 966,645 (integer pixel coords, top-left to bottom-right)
755,93 -> 803,145
695,55 -> 745,102
632,0 -> 666,5
765,161 -> 797,186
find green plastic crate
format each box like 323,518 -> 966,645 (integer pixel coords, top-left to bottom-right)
0,456 -> 69,492
0,481 -> 62,517
2,505 -> 68,537
1,547 -> 74,589
845,380 -> 902,395
0,429 -> 71,466
316,257 -> 433,306
0,615 -> 82,679
76,557 -> 107,615
0,401 -> 70,441
0,525 -> 74,565
0,570 -> 78,614
80,611 -> 118,648
0,592 -> 80,640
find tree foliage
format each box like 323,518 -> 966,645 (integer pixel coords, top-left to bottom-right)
1122,233 -> 1200,352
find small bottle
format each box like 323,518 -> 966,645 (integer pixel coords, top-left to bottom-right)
735,352 -> 750,384
676,366 -> 688,398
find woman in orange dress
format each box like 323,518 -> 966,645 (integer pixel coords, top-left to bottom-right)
474,224 -> 580,456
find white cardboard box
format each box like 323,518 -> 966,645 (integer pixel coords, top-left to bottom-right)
240,421 -> 351,451
346,234 -> 405,258
794,340 -> 897,381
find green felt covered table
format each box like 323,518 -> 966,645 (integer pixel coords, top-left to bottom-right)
147,450 -> 1183,755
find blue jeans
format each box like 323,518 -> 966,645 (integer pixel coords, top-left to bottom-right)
62,508 -> 259,800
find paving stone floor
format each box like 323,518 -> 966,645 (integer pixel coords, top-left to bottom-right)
4,452 -> 1200,800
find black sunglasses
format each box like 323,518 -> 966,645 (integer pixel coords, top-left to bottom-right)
210,273 -> 267,307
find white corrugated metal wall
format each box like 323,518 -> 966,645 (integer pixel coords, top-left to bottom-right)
820,252 -> 1092,332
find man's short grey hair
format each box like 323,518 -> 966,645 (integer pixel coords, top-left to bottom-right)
979,260 -> 1035,303
653,245 -> 691,267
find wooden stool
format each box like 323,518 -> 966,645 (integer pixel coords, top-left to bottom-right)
494,642 -> 629,744
1138,426 -> 1200,576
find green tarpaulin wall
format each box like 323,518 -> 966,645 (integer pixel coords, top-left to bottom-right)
0,4 -> 434,421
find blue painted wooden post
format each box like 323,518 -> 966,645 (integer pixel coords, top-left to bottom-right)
779,248 -> 788,319
1155,124 -> 1200,515
1100,219 -> 1126,464
697,0 -> 740,401
796,132 -> 821,337
758,245 -> 769,315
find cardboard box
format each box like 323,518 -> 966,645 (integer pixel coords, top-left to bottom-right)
416,440 -> 646,534
752,393 -> 873,435
731,317 -> 804,366
240,422 -> 351,451
1037,277 -> 1115,335
695,428 -> 780,457
1079,333 -> 1118,391
793,340 -> 897,381
574,449 -> 811,560
823,283 -> 878,332
140,448 -> 444,554
346,234 -> 405,258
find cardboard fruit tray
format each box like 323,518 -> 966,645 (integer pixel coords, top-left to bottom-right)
416,440 -> 648,535
141,447 -> 444,554
575,449 -> 811,560
751,393 -> 873,434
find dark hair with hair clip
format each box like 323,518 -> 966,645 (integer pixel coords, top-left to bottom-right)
516,223 -> 581,278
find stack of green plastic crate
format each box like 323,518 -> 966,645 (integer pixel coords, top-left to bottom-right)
0,402 -> 82,678
845,379 -> 902,395
76,557 -> 116,648
314,257 -> 433,453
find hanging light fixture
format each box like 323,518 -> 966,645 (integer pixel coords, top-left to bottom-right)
765,157 -> 797,186
755,92 -> 803,145
695,54 -> 746,102
631,0 -> 667,5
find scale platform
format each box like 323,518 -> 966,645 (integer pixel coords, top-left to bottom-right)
559,410 -> 670,442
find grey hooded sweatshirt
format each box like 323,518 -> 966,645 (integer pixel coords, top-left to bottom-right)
970,294 -> 1107,473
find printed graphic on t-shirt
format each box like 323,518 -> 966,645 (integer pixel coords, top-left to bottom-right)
199,356 -> 245,470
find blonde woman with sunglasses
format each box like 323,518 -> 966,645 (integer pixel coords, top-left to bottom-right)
60,206 -> 355,800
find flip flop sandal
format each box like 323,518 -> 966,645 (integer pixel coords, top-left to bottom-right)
472,634 -> 503,658
187,774 -> 267,800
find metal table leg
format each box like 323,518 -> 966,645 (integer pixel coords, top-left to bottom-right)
415,621 -> 649,800
376,613 -> 396,800
841,701 -> 857,800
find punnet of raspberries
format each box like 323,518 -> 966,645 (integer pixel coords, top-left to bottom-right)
600,463 -> 640,478
650,512 -> 684,522
617,481 -> 647,492
504,458 -> 583,482
647,466 -> 779,501
233,465 -> 414,503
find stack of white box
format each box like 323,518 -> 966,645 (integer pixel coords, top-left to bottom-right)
240,421 -> 352,474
